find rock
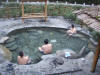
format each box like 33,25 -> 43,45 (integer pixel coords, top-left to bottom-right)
15,71 -> 44,75
76,27 -> 82,31
0,57 -> 6,63
41,54 -> 56,60
5,38 -> 15,43
51,57 -> 64,66
5,42 -> 16,48
71,33 -> 85,38
56,46 -> 86,59
85,51 -> 94,60
79,30 -> 91,37
0,61 -> 16,75
74,6 -> 100,32
56,49 -> 76,57
0,45 -> 12,61
0,37 -> 9,43
97,59 -> 100,66
0,47 -> 4,56
8,45 -> 17,51
90,38 -> 98,46
88,42 -> 96,50
79,46 -> 86,55
0,30 -> 7,36
14,65 -> 45,75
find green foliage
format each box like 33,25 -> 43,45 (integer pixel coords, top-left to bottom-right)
95,16 -> 100,21
91,31 -> 100,41
64,11 -> 76,20
3,3 -> 20,7
0,8 -> 6,18
88,28 -> 100,41
88,27 -> 93,32
0,3 -> 83,20
71,6 -> 83,10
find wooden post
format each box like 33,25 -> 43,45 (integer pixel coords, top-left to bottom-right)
44,0 -> 47,22
21,0 -> 47,22
6,6 -> 10,19
91,37 -> 100,72
22,1 -> 24,23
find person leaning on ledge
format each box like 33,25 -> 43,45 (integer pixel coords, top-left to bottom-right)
38,39 -> 52,54
67,24 -> 77,35
17,51 -> 31,65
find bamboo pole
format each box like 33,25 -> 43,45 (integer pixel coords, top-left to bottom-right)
22,1 -> 24,22
6,6 -> 10,19
44,0 -> 47,22
91,37 -> 100,72
21,0 -> 47,22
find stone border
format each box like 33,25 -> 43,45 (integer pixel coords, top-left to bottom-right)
0,17 -> 97,61
0,17 -> 98,75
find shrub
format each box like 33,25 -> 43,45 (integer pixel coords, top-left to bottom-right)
90,30 -> 100,41
64,12 -> 76,20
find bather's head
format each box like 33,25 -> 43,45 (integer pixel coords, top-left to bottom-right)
71,24 -> 75,28
19,51 -> 24,58
44,39 -> 49,44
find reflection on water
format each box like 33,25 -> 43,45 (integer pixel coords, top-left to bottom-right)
4,27 -> 91,64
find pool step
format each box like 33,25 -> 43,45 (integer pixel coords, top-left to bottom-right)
5,42 -> 16,48
8,45 -> 18,51
6,38 -> 15,43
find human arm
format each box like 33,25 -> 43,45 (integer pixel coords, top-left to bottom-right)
38,46 -> 44,52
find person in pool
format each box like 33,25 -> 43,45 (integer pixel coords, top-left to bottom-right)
38,39 -> 52,54
17,51 -> 31,65
67,24 -> 77,35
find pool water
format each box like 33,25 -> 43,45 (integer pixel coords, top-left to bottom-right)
4,27 -> 91,64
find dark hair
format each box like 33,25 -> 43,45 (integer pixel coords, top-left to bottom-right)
44,39 -> 48,44
72,24 -> 74,28
19,51 -> 24,58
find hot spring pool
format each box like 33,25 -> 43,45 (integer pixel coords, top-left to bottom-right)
4,27 -> 91,64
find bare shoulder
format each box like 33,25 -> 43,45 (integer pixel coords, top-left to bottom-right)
25,56 -> 29,58
42,45 -> 45,48
18,56 -> 20,58
49,44 -> 52,46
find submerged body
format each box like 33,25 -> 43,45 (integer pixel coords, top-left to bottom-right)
17,51 -> 31,65
39,44 -> 52,54
38,39 -> 52,54
67,25 -> 77,35
17,56 -> 29,65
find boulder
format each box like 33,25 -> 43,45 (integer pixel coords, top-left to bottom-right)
56,46 -> 86,59
0,37 -> 9,43
85,51 -> 94,60
0,45 -> 12,61
56,49 -> 76,57
90,38 -> 98,46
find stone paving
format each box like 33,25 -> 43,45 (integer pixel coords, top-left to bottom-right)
0,17 -> 100,75
73,5 -> 100,32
